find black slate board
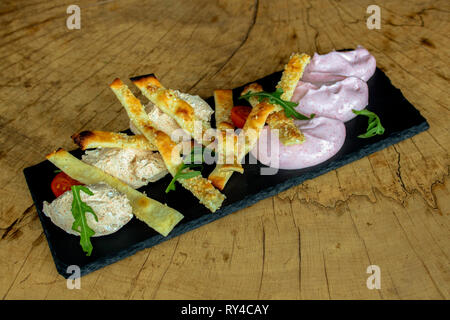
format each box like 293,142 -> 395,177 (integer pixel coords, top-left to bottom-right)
23,68 -> 429,278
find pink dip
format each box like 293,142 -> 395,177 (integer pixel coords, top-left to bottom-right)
292,77 -> 368,122
251,46 -> 376,170
302,45 -> 376,83
251,117 -> 346,169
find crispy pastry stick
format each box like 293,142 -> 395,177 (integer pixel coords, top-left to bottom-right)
155,130 -> 226,212
239,84 -> 277,156
72,130 -> 157,151
277,53 -> 311,100
265,53 -> 311,146
214,89 -> 234,130
110,78 -> 225,212
210,89 -> 242,174
208,87 -> 275,190
130,74 -> 211,145
46,149 -> 183,236
214,130 -> 243,173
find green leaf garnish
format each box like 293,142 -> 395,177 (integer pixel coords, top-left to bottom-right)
165,147 -> 204,193
71,185 -> 98,256
239,88 -> 315,120
352,109 -> 385,138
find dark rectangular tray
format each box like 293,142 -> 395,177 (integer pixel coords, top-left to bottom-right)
23,68 -> 429,278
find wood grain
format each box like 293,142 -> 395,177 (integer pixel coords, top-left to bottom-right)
0,0 -> 448,299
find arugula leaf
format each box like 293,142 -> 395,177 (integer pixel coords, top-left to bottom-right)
352,109 -> 385,138
165,148 -> 204,193
165,169 -> 202,193
239,88 -> 315,120
71,185 -> 98,256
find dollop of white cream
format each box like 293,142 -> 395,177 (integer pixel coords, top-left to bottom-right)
174,91 -> 214,123
82,148 -> 168,189
43,183 -> 133,237
130,103 -> 180,137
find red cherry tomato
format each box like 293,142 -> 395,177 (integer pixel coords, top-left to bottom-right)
50,172 -> 82,197
231,106 -> 252,128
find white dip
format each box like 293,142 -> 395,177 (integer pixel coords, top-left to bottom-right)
82,148 -> 168,189
130,93 -> 214,136
43,183 -> 133,237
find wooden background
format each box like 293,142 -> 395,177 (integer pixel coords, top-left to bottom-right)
0,0 -> 448,299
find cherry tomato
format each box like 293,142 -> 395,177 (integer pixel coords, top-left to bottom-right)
231,106 -> 252,128
50,172 -> 82,197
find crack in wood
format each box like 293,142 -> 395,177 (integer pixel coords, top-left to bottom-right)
390,210 -> 446,299
211,0 -> 259,78
1,238 -> 36,299
393,146 -> 408,194
229,230 -> 236,267
271,198 -> 280,233
430,165 -> 450,214
1,204 -> 34,240
127,248 -> 153,299
151,237 -> 180,299
297,226 -> 302,298
346,203 -> 383,299
322,253 -> 331,299
257,217 -> 266,299
1,15 -> 63,47
381,6 -> 448,28
305,2 -> 320,52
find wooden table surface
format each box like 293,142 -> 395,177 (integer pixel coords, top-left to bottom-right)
0,0 -> 448,300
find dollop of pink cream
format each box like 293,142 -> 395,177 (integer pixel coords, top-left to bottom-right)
251,46 -> 376,170
302,45 -> 376,83
292,77 -> 368,122
250,117 -> 346,170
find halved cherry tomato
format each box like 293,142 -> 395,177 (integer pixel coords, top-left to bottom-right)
231,106 -> 252,128
50,172 -> 82,197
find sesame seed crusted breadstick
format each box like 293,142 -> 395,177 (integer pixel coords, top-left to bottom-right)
130,74 -> 212,146
277,53 -> 311,100
110,78 -> 225,212
72,130 -> 157,151
208,87 -> 275,190
208,89 -> 243,181
265,53 -> 311,146
214,89 -> 234,130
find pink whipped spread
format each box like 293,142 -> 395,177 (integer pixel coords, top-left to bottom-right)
251,117 -> 346,169
251,46 -> 376,170
301,45 -> 376,83
292,77 -> 368,122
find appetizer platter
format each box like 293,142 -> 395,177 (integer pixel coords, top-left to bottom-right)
23,47 -> 429,278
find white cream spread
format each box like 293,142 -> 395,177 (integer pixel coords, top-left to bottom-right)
130,93 -> 213,136
82,148 -> 168,189
174,90 -> 214,123
130,103 -> 180,137
43,183 -> 133,237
